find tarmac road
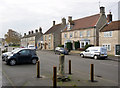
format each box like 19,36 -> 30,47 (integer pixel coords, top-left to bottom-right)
2,50 -> 119,87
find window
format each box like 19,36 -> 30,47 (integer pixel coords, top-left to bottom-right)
102,44 -> 111,51
64,33 -> 67,38
104,31 -> 112,37
69,33 -> 73,38
19,50 -> 30,55
49,35 -> 51,40
80,31 -> 83,37
87,30 -> 90,37
45,36 -> 47,41
74,32 -> 77,38
48,42 -> 51,49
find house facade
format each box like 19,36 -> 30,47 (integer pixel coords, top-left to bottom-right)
99,20 -> 120,56
43,18 -> 66,50
61,7 -> 107,49
21,27 -> 43,49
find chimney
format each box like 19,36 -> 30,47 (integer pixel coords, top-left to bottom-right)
24,33 -> 26,36
35,29 -> 38,33
53,21 -> 55,26
31,30 -> 34,34
62,18 -> 66,25
39,27 -> 42,33
100,6 -> 105,14
68,16 -> 72,22
107,12 -> 112,22
28,31 -> 31,35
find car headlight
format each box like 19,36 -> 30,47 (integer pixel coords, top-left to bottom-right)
8,56 -> 11,59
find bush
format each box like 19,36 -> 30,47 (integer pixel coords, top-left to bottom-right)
58,44 -> 64,47
74,41 -> 80,50
66,42 -> 72,52
84,44 -> 94,50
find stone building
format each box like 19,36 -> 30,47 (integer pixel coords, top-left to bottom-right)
43,18 -> 66,50
21,27 -> 43,49
99,18 -> 120,56
61,6 -> 107,49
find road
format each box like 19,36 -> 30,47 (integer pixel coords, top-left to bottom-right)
1,49 -> 119,87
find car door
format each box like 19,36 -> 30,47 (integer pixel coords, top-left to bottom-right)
84,50 -> 90,57
17,49 -> 31,63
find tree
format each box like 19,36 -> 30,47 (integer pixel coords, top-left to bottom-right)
4,29 -> 21,44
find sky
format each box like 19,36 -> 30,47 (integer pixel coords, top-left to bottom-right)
0,0 -> 119,38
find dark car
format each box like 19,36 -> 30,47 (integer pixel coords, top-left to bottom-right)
5,48 -> 39,66
55,47 -> 69,55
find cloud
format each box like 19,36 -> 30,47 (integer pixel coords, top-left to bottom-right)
0,0 -> 119,38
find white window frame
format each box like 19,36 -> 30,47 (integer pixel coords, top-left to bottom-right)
102,44 -> 111,51
45,36 -> 47,41
69,33 -> 73,38
80,31 -> 83,37
104,31 -> 112,37
48,42 -> 51,49
64,33 -> 67,38
87,30 -> 90,37
49,35 -> 51,40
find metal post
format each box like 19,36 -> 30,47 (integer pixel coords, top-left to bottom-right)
90,64 -> 94,82
69,60 -> 71,74
53,66 -> 57,88
37,60 -> 40,78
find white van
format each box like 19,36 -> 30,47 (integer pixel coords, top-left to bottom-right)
80,47 -> 107,59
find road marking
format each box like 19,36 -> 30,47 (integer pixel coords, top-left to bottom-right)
2,70 -> 16,88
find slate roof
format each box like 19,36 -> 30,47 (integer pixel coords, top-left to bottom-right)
63,14 -> 100,32
44,24 -> 62,34
100,20 -> 120,32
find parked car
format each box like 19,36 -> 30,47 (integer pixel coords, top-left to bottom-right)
27,45 -> 36,50
80,47 -> 108,59
2,48 -> 20,61
5,48 -> 39,66
4,44 -> 8,47
55,47 -> 69,55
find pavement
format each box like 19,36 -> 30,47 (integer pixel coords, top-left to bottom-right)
70,50 -> 120,62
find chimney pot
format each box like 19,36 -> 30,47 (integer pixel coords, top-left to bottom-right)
107,12 -> 112,22
24,33 -> 26,36
100,6 -> 105,14
53,21 -> 55,26
28,31 -> 31,35
68,16 -> 72,22
31,30 -> 34,34
39,27 -> 42,32
62,18 -> 66,25
35,29 -> 38,33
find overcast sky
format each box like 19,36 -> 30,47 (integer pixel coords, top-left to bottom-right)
0,0 -> 119,38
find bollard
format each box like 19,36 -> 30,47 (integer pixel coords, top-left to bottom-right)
37,60 -> 40,78
90,64 -> 94,82
53,66 -> 57,88
69,60 -> 71,74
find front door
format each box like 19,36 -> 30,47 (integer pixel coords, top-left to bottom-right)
115,45 -> 120,55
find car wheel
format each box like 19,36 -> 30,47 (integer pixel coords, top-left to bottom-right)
32,58 -> 37,65
9,59 -> 16,66
80,54 -> 84,58
94,56 -> 98,60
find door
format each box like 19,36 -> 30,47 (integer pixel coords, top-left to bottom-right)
18,49 -> 31,63
84,50 -> 91,57
115,45 -> 120,55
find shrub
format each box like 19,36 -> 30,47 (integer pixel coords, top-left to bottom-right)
58,44 -> 64,47
66,42 -> 72,52
74,41 -> 80,50
84,44 -> 94,50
